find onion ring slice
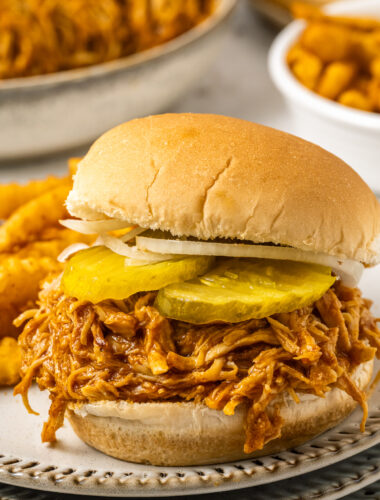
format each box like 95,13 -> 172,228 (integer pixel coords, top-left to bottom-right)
57,243 -> 90,263
60,219 -> 133,235
99,233 -> 176,264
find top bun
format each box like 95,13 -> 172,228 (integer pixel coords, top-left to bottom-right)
67,113 -> 380,265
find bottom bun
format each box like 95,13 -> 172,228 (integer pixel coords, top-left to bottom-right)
67,360 -> 373,466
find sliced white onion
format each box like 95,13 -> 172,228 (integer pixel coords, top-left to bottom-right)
57,243 -> 90,263
98,233 -> 176,264
119,226 -> 146,242
59,218 -> 133,235
136,235 -> 364,286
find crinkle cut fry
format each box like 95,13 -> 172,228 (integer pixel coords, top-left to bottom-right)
15,282 -> 380,453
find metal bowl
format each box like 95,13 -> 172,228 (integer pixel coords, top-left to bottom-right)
0,0 -> 236,160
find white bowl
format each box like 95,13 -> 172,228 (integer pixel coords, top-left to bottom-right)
268,0 -> 380,193
0,0 -> 236,161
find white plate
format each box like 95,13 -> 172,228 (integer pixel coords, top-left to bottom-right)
0,266 -> 380,497
1,445 -> 380,499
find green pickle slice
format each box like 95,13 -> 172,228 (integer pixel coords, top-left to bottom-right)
62,246 -> 214,303
155,258 -> 336,324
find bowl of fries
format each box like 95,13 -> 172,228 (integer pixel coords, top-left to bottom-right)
0,0 -> 236,160
268,0 -> 380,192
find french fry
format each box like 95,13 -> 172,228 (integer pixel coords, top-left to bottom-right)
0,256 -> 62,308
0,236 -> 93,264
338,89 -> 373,112
317,62 -> 357,100
0,304 -> 21,338
370,57 -> 380,79
0,159 -> 95,363
352,76 -> 371,94
0,337 -> 21,386
355,31 -> 380,66
0,176 -> 68,220
0,184 -> 71,252
287,44 -> 322,90
300,23 -> 353,63
292,3 -> 380,31
292,3 -> 323,22
369,79 -> 380,112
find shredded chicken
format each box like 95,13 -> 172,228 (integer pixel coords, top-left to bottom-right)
14,282 -> 380,453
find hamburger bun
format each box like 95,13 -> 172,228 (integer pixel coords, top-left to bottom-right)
67,359 -> 373,466
67,113 -> 380,265
63,114 -> 379,466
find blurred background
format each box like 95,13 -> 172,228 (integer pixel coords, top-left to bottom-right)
1,0 -> 379,193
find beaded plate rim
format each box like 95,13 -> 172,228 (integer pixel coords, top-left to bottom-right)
0,444 -> 380,500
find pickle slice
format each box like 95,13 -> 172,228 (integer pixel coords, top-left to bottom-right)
62,246 -> 214,303
155,258 -> 336,324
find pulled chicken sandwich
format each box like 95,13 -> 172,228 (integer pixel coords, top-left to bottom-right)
15,114 -> 380,466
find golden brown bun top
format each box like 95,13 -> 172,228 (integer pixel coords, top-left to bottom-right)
67,113 -> 380,265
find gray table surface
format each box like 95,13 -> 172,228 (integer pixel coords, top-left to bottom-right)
0,1 -> 379,498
